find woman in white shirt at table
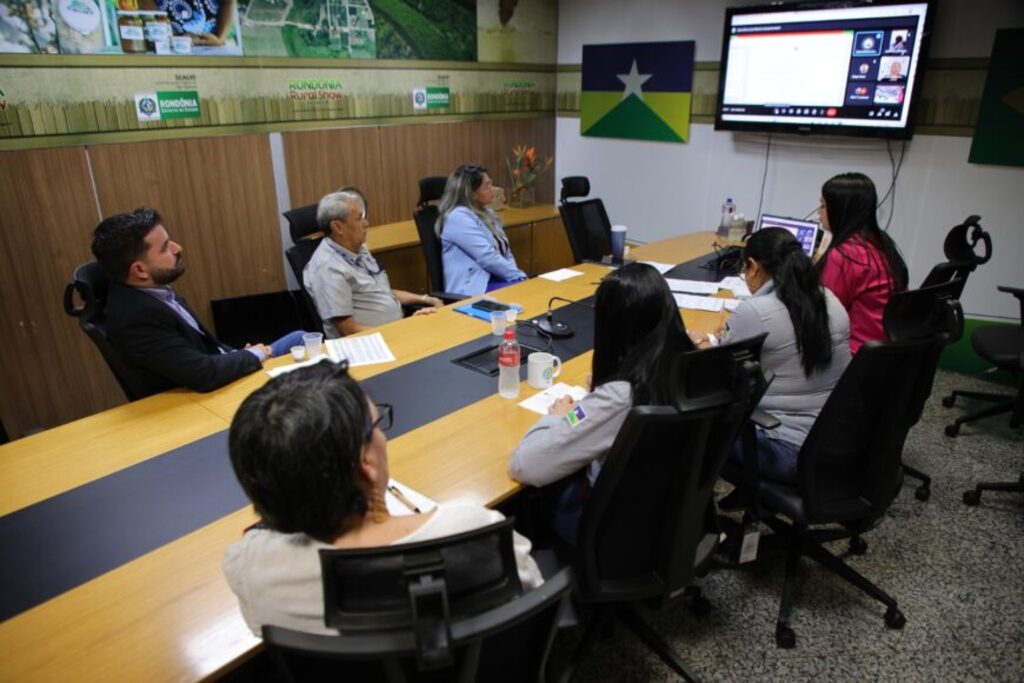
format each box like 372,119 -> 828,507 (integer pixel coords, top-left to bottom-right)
223,361 -> 542,636
436,164 -> 527,296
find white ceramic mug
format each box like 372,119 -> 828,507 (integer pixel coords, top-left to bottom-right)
527,352 -> 562,389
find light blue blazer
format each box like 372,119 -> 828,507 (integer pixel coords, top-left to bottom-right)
439,207 -> 527,296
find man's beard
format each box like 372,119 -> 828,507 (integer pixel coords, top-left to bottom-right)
151,256 -> 185,285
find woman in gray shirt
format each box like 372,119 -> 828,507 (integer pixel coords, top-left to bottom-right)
509,263 -> 695,543
722,228 -> 851,483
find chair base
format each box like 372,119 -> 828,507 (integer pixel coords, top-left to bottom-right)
762,517 -> 905,649
962,473 -> 1024,506
943,383 -> 1024,437
902,463 -> 931,501
562,601 -> 703,683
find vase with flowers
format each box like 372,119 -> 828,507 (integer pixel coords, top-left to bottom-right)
506,144 -> 553,209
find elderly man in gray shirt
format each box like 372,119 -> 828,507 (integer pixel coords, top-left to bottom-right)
304,190 -> 442,338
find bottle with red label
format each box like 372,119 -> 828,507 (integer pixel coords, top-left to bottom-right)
497,329 -> 521,399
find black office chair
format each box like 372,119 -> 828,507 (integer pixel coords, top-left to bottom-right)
412,176 -> 468,304
920,215 -> 992,296
63,261 -> 148,401
557,176 -> 613,264
283,202 -> 325,330
882,279 -> 965,501
944,285 -> 1023,438
564,335 -> 769,682
726,337 -> 935,648
262,519 -> 573,682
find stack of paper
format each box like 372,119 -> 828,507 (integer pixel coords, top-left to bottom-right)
664,278 -> 721,295
640,261 -> 676,275
326,331 -> 396,366
719,276 -> 751,299
674,293 -> 726,312
266,355 -> 330,378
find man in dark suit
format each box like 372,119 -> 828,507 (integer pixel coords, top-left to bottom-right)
91,208 -> 305,397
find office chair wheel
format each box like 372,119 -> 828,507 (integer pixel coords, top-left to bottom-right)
963,490 -> 981,506
915,484 -> 931,502
884,607 -> 906,630
945,424 -> 960,437
848,536 -> 868,555
775,623 -> 796,649
942,395 -> 956,408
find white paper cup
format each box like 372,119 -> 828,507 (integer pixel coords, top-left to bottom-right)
303,332 -> 323,359
490,310 -> 507,336
290,345 -> 305,361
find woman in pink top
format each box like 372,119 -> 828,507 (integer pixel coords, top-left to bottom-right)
817,173 -> 908,354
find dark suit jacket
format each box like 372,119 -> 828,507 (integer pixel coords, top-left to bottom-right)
105,283 -> 262,396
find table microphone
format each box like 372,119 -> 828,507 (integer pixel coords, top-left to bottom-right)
534,296 -> 594,339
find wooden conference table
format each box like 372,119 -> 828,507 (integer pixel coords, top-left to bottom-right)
0,232 -> 730,682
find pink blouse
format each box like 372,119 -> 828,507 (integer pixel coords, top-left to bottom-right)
820,236 -> 898,354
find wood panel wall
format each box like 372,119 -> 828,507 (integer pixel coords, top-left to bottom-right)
0,117 -> 556,439
0,148 -> 121,438
283,118 -> 556,224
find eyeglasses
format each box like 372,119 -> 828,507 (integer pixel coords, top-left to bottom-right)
365,403 -> 393,441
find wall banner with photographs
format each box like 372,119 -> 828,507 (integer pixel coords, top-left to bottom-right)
0,0 -> 556,146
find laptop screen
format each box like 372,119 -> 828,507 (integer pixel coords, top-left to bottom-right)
755,215 -> 820,257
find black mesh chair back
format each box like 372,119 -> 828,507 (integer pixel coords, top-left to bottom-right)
576,335 -> 768,602
883,280 -> 964,427
797,338 -> 932,523
62,261 -> 148,401
413,176 -> 449,293
282,202 -> 325,330
558,176 -> 613,264
920,215 -> 992,296
262,519 -> 573,683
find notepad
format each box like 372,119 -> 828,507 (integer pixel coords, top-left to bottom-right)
326,332 -> 396,366
518,383 -> 589,415
386,479 -> 436,516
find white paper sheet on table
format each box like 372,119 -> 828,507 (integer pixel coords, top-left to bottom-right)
386,479 -> 437,516
518,383 -> 589,415
719,276 -> 751,299
640,261 -> 675,275
326,332 -> 396,366
265,355 -> 331,378
664,278 -> 721,295
539,268 -> 585,282
673,293 -> 725,312
723,299 -> 741,312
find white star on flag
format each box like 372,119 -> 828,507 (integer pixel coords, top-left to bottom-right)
617,59 -> 652,101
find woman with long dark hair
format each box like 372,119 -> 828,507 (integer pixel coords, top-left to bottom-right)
509,263 -> 694,540
817,172 -> 908,354
722,228 -> 851,482
436,163 -> 527,295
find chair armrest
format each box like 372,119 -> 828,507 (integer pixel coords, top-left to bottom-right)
431,291 -> 470,304
750,408 -> 781,430
997,286 -> 1024,323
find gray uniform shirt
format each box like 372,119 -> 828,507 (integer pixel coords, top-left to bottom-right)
509,381 -> 632,487
303,238 -> 402,338
723,281 -> 851,447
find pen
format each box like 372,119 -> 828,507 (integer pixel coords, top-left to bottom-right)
388,484 -> 421,514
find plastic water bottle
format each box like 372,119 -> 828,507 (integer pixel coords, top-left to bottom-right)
497,329 -> 521,399
719,197 -> 737,235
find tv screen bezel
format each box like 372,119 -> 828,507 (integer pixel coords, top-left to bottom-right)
713,0 -> 937,140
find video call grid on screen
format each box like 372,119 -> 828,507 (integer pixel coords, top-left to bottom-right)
719,2 -> 930,129
756,215 -> 820,257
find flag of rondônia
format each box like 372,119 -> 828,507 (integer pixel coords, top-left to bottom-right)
581,41 -> 695,143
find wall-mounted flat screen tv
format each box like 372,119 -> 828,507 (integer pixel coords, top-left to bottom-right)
715,0 -> 936,139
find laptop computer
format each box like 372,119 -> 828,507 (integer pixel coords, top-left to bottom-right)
755,214 -> 821,257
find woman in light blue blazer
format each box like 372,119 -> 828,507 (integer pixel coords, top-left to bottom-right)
435,164 -> 527,296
